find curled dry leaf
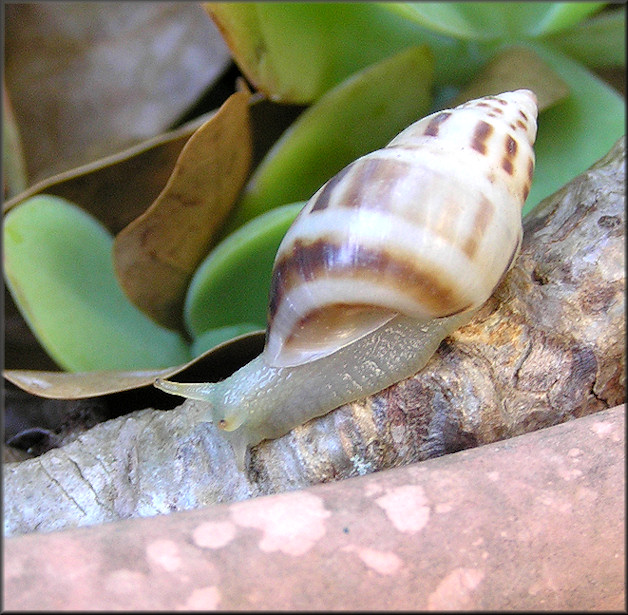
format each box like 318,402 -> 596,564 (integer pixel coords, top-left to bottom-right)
3,330 -> 264,400
452,46 -> 570,110
4,2 -> 231,183
3,97 -> 297,373
113,91 -> 253,330
2,112 -> 211,235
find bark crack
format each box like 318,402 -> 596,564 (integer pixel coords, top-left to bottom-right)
65,450 -> 114,514
590,374 -> 611,409
512,336 -> 534,388
37,458 -> 88,518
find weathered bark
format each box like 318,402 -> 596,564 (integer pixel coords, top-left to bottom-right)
4,406 -> 625,610
4,138 -> 625,537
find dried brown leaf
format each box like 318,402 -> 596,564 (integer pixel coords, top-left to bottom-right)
3,330 -> 264,399
453,46 -> 570,110
2,113 -> 211,235
4,2 -> 230,183
113,91 -> 253,330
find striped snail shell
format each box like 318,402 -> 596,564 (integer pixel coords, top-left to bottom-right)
265,88 -> 537,367
155,89 -> 538,470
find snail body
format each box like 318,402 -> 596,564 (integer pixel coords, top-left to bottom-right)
155,89 -> 538,470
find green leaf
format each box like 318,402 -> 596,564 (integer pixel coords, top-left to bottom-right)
185,202 -> 304,339
523,2 -> 606,37
227,45 -> 433,231
207,2 -> 478,101
383,2 -> 497,40
2,90 -> 28,198
206,2 -> 420,102
3,195 -> 190,371
521,42 -> 626,216
385,2 -> 604,40
541,7 -> 626,68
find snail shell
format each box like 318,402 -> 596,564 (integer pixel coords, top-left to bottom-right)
155,89 -> 538,470
265,89 -> 537,367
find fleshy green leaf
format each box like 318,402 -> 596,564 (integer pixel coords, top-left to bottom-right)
206,2 -> 476,101
386,2 -> 604,41
226,45 -> 433,231
522,42 -> 626,216
523,2 -> 606,37
3,195 -> 190,371
2,89 -> 28,199
541,7 -> 626,68
185,202 -> 304,339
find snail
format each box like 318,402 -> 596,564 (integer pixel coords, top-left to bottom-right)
155,89 -> 538,470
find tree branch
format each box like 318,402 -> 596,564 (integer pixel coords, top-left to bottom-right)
4,138 -> 625,537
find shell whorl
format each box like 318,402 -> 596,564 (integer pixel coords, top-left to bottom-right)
265,89 -> 538,367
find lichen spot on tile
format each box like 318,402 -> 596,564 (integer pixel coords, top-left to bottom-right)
364,482 -> 384,497
177,585 -> 221,610
591,419 -> 618,440
104,569 -> 150,596
375,485 -> 430,533
435,502 -> 453,514
146,539 -> 182,573
427,567 -> 485,610
557,466 -> 583,481
230,491 -> 331,556
193,520 -> 237,550
354,547 -> 403,576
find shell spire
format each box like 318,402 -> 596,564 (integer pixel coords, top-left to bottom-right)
264,89 -> 538,368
